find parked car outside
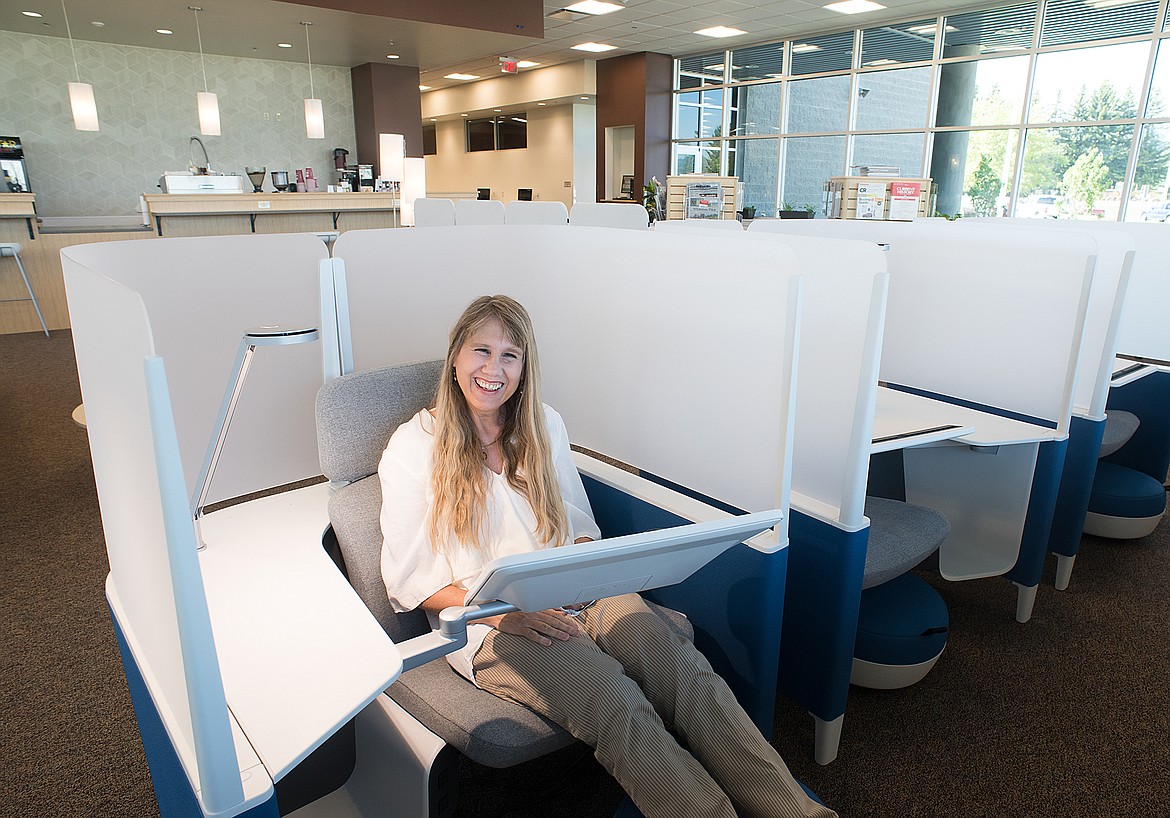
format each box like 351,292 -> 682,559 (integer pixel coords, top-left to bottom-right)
1140,202 -> 1170,222
1016,194 -> 1062,219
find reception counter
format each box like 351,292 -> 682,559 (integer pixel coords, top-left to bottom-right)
0,192 -> 37,240
0,190 -> 403,335
143,191 -> 399,237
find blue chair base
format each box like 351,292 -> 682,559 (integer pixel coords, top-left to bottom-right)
851,572 -> 948,690
1083,462 -> 1166,540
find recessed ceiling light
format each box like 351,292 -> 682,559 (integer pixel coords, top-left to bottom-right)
493,108 -> 502,112
516,60 -> 540,68
564,1 -> 624,14
21,11 -> 42,18
444,73 -> 480,80
791,43 -> 822,53
461,113 -> 469,117
278,42 -> 293,48
386,54 -> 400,59
823,0 -> 886,14
90,21 -> 104,27
695,26 -> 746,38
430,118 -> 437,121
419,84 -> 431,90
580,96 -> 590,100
156,28 -> 174,35
537,102 -> 547,106
571,42 -> 617,52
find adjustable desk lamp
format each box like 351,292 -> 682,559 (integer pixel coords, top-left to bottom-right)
191,325 -> 320,549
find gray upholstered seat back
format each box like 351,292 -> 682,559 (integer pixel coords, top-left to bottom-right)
1099,410 -> 1140,458
862,497 -> 950,590
316,359 -> 444,484
315,360 -> 443,641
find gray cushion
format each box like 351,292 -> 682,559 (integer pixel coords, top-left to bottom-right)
862,496 -> 950,590
315,359 -> 444,484
386,600 -> 691,767
1099,410 -> 1140,458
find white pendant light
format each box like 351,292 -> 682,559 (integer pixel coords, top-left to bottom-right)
400,157 -> 426,227
302,22 -> 325,139
61,1 -> 99,131
378,133 -> 405,183
379,134 -> 406,228
190,6 -> 221,136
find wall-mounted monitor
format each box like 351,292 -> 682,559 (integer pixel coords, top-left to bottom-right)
517,188 -> 533,201
477,188 -> 491,200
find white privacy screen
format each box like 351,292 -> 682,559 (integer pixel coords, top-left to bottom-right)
753,219 -> 1094,430
958,219 -> 1133,418
669,220 -> 890,527
61,234 -> 328,503
62,264 -> 204,792
333,224 -> 803,518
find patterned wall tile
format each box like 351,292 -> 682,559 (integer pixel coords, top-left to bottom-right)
0,30 -> 356,218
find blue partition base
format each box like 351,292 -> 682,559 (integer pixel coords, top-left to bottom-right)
1048,416 -> 1106,559
777,511 -> 867,725
1008,437 -> 1068,589
110,605 -> 280,818
581,475 -> 788,736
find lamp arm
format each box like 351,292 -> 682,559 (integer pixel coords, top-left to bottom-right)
191,336 -> 256,521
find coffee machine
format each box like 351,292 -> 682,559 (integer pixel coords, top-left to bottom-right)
332,147 -> 350,190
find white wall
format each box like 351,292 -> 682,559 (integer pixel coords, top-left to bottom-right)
425,104 -> 580,207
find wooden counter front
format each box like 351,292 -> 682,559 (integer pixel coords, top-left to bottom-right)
0,193 -> 37,240
144,192 -> 400,237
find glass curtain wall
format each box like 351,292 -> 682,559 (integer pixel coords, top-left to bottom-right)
672,0 -> 1170,221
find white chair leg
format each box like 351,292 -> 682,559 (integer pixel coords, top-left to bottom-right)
8,251 -> 50,337
1054,554 -> 1076,591
1014,582 -> 1038,623
814,714 -> 844,765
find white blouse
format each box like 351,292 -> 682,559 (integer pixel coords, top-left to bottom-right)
378,404 -> 601,681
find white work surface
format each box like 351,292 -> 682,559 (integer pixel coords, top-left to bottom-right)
1111,356 -> 1164,387
872,386 -> 1065,581
197,482 -> 402,782
873,387 -> 1065,452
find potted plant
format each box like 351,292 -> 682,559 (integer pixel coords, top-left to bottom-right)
779,201 -> 814,219
643,177 -> 664,224
741,205 -> 757,220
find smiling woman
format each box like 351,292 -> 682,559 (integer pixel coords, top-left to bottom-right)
375,294 -> 837,818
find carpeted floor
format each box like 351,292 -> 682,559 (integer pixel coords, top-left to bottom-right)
3,329 -> 1167,817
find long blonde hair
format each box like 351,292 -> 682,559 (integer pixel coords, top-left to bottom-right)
428,295 -> 569,552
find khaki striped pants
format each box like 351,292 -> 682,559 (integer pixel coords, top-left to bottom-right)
473,593 -> 836,818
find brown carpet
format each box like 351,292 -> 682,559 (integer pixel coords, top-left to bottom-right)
3,329 -> 1167,817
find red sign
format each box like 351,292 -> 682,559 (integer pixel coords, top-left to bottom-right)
500,59 -> 518,74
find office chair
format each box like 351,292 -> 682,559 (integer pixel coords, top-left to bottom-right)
851,496 -> 950,690
315,359 -> 691,816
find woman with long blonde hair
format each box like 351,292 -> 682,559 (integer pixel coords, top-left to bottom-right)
379,295 -> 835,818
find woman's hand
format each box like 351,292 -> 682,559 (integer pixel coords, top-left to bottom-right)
488,609 -> 580,647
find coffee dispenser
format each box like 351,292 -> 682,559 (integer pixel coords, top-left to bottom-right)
332,147 -> 350,189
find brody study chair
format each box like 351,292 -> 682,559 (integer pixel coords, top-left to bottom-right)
315,359 -> 692,818
851,496 -> 951,690
1083,406 -> 1165,541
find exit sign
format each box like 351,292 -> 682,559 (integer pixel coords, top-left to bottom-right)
499,57 -> 518,74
